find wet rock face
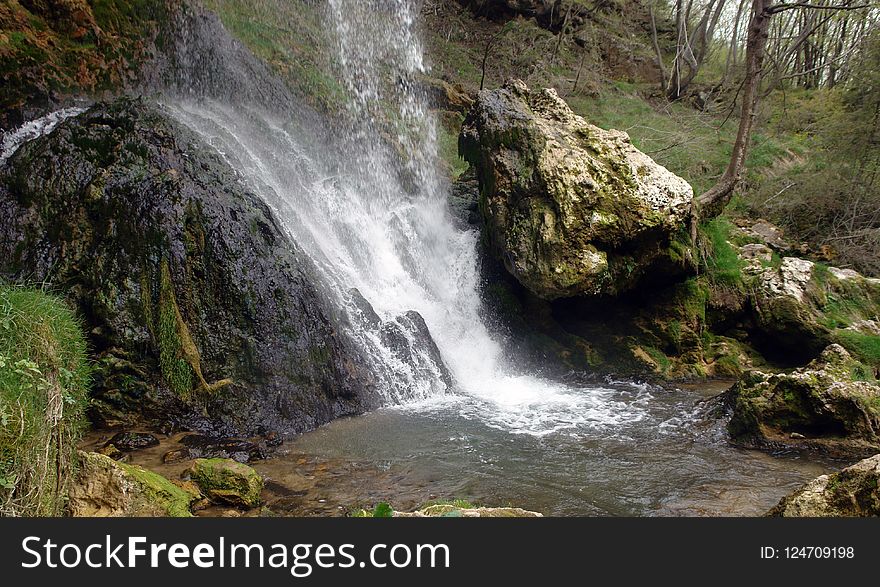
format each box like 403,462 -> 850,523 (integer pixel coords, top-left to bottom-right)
726,345 -> 880,458
769,454 -> 880,517
459,79 -> 694,301
0,98 -> 378,436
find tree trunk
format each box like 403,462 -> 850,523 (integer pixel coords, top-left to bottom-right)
695,0 -> 772,219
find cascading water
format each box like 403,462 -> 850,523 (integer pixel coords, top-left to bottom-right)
168,0 -> 648,436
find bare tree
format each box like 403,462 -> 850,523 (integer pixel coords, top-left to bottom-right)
696,0 -> 876,219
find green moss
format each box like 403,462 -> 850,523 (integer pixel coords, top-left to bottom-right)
700,217 -> 746,287
190,458 -> 263,509
200,0 -> 345,113
0,284 -> 90,516
713,353 -> 742,377
115,458 -> 194,517
643,345 -> 672,374
157,260 -> 193,399
438,112 -> 469,179
78,452 -> 194,517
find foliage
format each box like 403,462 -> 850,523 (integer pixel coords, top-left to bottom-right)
0,284 -> 90,516
0,0 -> 169,125
699,216 -> 745,287
745,31 -> 880,276
201,0 -> 346,113
833,331 -> 880,371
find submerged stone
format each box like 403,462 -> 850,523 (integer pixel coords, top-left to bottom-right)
394,505 -> 542,517
105,431 -> 160,452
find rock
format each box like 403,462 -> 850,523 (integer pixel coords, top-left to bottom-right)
726,345 -> 880,458
379,311 -> 454,390
738,243 -> 773,275
448,167 -> 481,228
739,219 -> 791,252
749,256 -> 880,361
768,454 -> 880,517
104,431 -> 160,452
188,458 -> 264,509
418,75 -> 474,113
70,451 -> 194,517
394,505 -> 542,517
0,98 -> 378,436
174,434 -> 266,463
96,444 -> 126,461
459,79 -> 694,300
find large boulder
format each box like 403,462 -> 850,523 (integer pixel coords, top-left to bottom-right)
0,98 -> 378,436
768,454 -> 880,517
459,79 -> 693,300
726,345 -> 880,458
745,252 -> 880,365
70,451 -> 195,517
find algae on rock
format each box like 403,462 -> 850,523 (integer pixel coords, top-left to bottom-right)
459,79 -> 694,300
70,451 -> 195,517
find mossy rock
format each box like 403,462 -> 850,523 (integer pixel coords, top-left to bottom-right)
459,79 -> 694,300
0,98 -> 378,436
769,454 -> 880,517
69,451 -> 194,517
726,345 -> 880,458
189,458 -> 263,509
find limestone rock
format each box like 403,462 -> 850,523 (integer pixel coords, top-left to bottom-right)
769,454 -> 880,517
69,451 -> 194,517
459,79 -> 693,300
394,505 -> 542,517
726,345 -> 880,458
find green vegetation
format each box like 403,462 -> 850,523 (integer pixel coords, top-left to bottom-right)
0,284 -> 90,516
157,260 -> 194,400
834,331 -> 880,371
0,0 -> 169,125
699,217 -> 746,287
189,458 -> 264,509
201,0 -> 346,112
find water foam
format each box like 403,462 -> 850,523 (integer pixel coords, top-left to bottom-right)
1,107 -> 85,165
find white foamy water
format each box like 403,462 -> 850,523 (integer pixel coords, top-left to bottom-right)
167,0 -> 648,437
0,107 -> 85,165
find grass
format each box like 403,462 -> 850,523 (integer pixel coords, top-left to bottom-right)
0,284 -> 90,516
200,0 -> 346,113
567,86 -> 804,196
699,216 -> 746,287
834,331 -> 880,370
437,112 -> 469,178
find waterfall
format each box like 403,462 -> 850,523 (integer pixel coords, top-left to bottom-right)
168,0 -> 648,436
